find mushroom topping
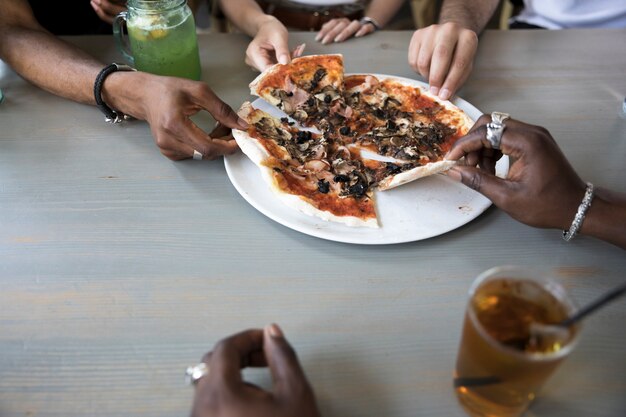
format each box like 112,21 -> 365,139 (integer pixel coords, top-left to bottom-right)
304,159 -> 331,173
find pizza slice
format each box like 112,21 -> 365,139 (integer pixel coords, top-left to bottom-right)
233,102 -> 378,228
342,74 -> 474,190
248,54 -> 351,127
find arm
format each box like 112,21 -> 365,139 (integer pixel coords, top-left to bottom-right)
580,188 -> 626,249
91,0 -> 202,24
191,325 -> 321,417
445,116 -> 626,250
439,0 -> 500,34
0,0 -> 247,161
219,0 -> 292,71
317,0 -> 405,44
408,0 -> 499,100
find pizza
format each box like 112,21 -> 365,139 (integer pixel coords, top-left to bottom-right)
233,54 -> 474,228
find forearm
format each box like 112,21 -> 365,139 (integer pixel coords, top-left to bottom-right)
0,25 -> 101,105
438,0 -> 499,34
365,0 -> 405,28
579,188 -> 626,250
219,0 -> 273,37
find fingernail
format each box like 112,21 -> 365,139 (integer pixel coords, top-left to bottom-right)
439,88 -> 451,100
429,86 -> 439,96
334,37 -> 341,42
315,34 -> 322,41
237,118 -> 249,129
278,54 -> 289,65
267,323 -> 283,338
446,167 -> 462,182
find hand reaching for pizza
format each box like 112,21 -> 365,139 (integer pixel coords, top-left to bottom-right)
90,0 -> 127,25
316,17 -> 376,44
408,22 -> 478,101
190,325 -> 321,417
445,116 -> 587,230
246,16 -> 306,72
104,71 -> 247,160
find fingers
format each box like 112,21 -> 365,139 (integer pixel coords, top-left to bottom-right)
446,166 -> 511,208
246,42 -> 276,72
317,18 -> 350,44
427,28 -> 459,95
408,23 -> 478,100
208,329 -> 266,385
446,117 -> 529,161
333,20 -> 361,43
438,30 -> 478,100
90,0 -> 126,24
271,33 -> 291,65
355,22 -> 375,38
291,43 -> 306,59
263,324 -> 311,400
209,122 -> 233,140
196,86 -> 248,130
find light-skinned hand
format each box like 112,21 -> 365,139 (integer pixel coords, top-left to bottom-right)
246,16 -> 306,72
191,325 -> 321,417
316,17 -> 375,44
90,0 -> 127,24
408,22 -> 478,101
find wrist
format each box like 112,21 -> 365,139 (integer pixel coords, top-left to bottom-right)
253,15 -> 281,36
101,70 -> 148,121
579,187 -> 626,248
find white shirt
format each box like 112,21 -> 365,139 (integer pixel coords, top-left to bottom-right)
514,0 -> 626,29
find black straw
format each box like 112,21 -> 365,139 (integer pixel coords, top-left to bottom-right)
560,281 -> 626,327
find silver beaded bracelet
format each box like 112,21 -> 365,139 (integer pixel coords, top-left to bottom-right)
562,182 -> 594,242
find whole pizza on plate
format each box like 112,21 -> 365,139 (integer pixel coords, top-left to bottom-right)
232,54 -> 474,228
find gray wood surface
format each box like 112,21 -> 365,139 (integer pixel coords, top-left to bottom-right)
1,29 -> 625,417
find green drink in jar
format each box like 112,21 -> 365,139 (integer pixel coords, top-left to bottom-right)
114,0 -> 201,80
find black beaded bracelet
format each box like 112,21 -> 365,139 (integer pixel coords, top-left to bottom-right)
94,63 -> 135,124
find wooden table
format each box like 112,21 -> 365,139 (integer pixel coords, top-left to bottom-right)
1,29 -> 625,417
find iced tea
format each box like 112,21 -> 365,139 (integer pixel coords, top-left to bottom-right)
454,266 -> 579,417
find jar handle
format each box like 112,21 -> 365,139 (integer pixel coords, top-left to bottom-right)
112,11 -> 134,65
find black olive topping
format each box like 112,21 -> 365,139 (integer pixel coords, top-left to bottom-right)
386,120 -> 397,131
385,163 -> 402,175
333,174 -> 350,183
280,117 -> 288,123
286,91 -> 294,97
339,126 -> 351,135
306,97 -> 315,107
295,130 -> 312,144
348,182 -> 366,197
318,179 -> 330,194
374,108 -> 386,119
324,95 -> 332,104
273,167 -> 282,173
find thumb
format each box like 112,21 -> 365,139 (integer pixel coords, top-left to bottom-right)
447,166 -> 511,208
263,324 -> 311,400
271,36 -> 291,65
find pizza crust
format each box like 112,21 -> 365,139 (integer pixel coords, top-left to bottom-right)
377,160 -> 458,191
249,54 -> 344,97
239,63 -> 476,229
233,102 -> 379,229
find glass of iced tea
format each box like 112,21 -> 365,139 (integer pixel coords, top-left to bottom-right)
454,266 -> 580,417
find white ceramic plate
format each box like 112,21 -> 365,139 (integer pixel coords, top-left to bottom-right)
224,75 -> 509,244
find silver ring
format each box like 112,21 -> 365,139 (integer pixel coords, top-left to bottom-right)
485,112 -> 510,150
491,111 -> 510,125
185,362 -> 209,386
192,150 -> 203,160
